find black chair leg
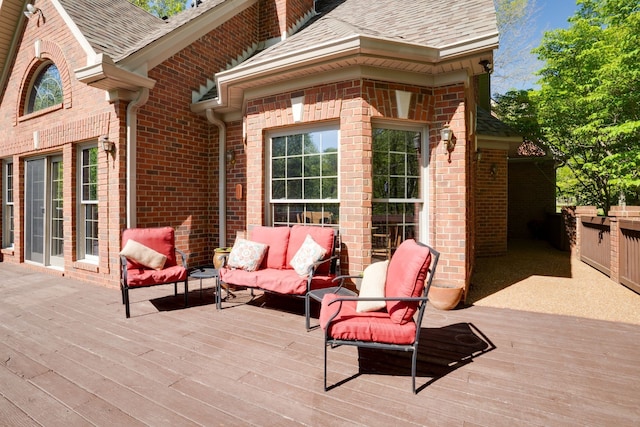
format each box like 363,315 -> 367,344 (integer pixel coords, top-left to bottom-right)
305,295 -> 311,331
124,287 -> 130,318
324,339 -> 328,391
184,280 -> 188,307
411,347 -> 418,394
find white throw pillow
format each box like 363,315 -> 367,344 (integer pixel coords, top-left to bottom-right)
120,239 -> 167,270
356,260 -> 389,312
289,234 -> 327,276
227,238 -> 269,272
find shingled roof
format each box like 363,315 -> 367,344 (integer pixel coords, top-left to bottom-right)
243,0 -> 498,65
57,0 -> 227,62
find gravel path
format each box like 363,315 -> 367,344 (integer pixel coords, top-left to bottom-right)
467,239 -> 640,325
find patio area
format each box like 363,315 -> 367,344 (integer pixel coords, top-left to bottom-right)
1,245 -> 639,426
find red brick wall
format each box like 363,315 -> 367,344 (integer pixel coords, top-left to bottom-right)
0,2 -> 121,286
259,0 -> 314,41
135,7 -> 261,267
431,85 -> 469,288
475,149 -> 508,256
244,79 -> 470,286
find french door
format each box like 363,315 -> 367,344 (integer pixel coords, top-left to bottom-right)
25,156 -> 64,268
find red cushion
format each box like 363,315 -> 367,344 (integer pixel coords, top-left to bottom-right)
122,227 -> 178,269
250,226 -> 290,269
126,265 -> 187,287
287,225 -> 335,274
320,294 -> 417,345
220,267 -> 335,295
385,239 -> 432,325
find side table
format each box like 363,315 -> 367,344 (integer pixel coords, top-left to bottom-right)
305,285 -> 357,331
189,266 -> 219,299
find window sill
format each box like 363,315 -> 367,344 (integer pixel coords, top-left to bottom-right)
18,103 -> 63,122
73,261 -> 99,273
1,247 -> 15,256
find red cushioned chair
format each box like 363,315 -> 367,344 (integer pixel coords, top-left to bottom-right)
120,227 -> 188,318
320,239 -> 440,394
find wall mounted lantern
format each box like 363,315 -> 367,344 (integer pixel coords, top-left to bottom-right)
441,125 -> 455,162
226,149 -> 236,168
99,136 -> 114,154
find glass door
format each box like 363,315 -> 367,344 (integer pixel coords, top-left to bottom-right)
25,158 -> 45,263
372,127 -> 426,259
25,156 -> 64,267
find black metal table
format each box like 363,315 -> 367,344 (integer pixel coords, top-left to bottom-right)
189,266 -> 219,298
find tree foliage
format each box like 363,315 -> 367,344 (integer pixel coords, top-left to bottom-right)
531,0 -> 640,213
129,0 -> 186,19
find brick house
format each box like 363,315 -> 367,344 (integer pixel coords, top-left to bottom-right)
0,0 -> 512,298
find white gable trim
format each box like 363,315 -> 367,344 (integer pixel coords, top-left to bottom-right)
50,0 -> 96,65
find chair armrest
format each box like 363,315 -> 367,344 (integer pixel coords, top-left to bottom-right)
175,248 -> 188,268
311,254 -> 338,270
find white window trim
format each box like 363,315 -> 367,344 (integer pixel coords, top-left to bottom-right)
2,160 -> 14,249
266,123 -> 340,225
77,145 -> 98,263
371,120 -> 430,243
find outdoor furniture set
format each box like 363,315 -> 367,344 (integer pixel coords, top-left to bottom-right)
119,225 -> 440,392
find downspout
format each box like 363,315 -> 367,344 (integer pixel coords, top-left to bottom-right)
205,109 -> 227,248
126,88 -> 150,228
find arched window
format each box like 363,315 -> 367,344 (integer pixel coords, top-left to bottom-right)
26,63 -> 63,114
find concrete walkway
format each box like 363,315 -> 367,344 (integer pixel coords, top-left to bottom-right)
468,239 -> 640,325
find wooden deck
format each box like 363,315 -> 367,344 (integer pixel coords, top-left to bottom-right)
1,263 -> 639,426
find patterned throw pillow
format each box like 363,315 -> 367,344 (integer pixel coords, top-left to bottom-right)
227,238 -> 269,272
289,234 -> 327,276
356,260 -> 389,312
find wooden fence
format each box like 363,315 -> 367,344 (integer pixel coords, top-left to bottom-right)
577,206 -> 640,294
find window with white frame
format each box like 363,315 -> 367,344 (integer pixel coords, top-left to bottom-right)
269,127 -> 339,226
79,146 -> 98,260
372,127 -> 424,257
3,161 -> 14,248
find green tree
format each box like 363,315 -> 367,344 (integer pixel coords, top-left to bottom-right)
533,0 -> 640,213
129,0 -> 186,18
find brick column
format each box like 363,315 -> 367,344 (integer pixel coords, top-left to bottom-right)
608,206 -> 640,283
574,206 -> 598,260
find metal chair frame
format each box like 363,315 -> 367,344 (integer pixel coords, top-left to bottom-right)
322,243 -> 440,394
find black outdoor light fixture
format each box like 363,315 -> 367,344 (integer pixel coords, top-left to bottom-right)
480,59 -> 493,74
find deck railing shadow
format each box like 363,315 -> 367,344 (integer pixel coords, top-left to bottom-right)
347,322 -> 495,393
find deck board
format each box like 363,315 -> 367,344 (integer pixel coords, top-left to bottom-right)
1,264 -> 640,426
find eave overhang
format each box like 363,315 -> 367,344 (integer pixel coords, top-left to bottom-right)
191,31 -> 499,117
75,53 -> 156,94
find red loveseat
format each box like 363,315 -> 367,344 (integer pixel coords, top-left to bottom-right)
119,227 -> 189,318
218,225 -> 340,316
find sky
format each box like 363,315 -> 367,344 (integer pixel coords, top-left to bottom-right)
499,0 -> 579,92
